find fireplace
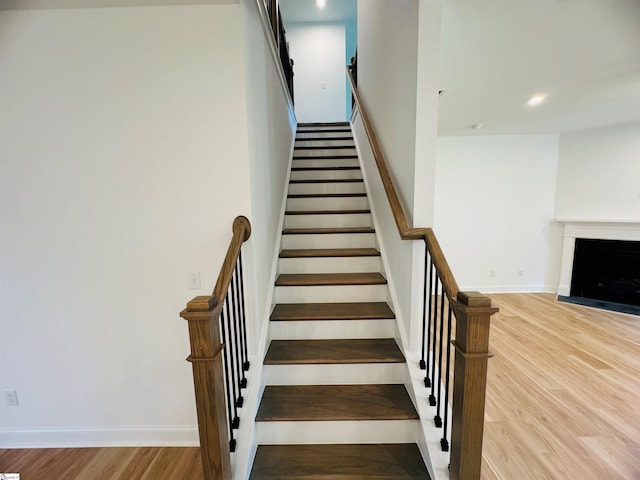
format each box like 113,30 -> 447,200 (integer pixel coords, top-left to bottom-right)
557,221 -> 640,315
570,238 -> 640,306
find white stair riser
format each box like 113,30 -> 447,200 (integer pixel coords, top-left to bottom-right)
281,233 -> 376,249
294,148 -> 357,157
275,284 -> 387,303
284,213 -> 371,229
295,140 -> 355,148
278,256 -> 381,274
297,126 -> 351,132
286,196 -> 368,211
288,182 -> 366,195
256,420 -> 418,444
269,319 -> 396,339
290,170 -> 362,181
296,131 -> 353,139
264,363 -> 405,385
292,159 -> 360,169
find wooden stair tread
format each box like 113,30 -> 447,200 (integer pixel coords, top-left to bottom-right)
288,193 -> 366,198
282,227 -> 375,235
256,384 -> 418,421
264,339 -> 405,364
250,444 -> 429,480
276,272 -> 387,287
285,209 -> 370,215
270,302 -> 395,321
289,179 -> 363,184
280,248 -> 379,258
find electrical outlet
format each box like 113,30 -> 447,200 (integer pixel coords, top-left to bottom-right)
188,272 -> 201,290
4,389 -> 19,406
518,270 -> 524,277
490,270 -> 496,277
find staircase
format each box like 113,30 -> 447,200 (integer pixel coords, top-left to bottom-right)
250,122 -> 430,479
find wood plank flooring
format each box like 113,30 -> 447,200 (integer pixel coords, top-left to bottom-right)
481,293 -> 640,480
1,294 -> 638,479
0,447 -> 202,480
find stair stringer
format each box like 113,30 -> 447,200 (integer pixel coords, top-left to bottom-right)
351,116 -> 451,480
230,128 -> 297,480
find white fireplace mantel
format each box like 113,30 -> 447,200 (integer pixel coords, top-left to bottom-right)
556,219 -> 640,297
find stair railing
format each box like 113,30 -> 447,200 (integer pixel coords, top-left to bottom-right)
266,0 -> 294,102
180,216 -> 252,480
347,68 -> 498,480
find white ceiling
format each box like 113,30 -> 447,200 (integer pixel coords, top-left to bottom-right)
439,0 -> 640,135
280,0 -> 640,136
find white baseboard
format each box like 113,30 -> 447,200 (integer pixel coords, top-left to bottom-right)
0,426 -> 199,448
459,284 -> 557,294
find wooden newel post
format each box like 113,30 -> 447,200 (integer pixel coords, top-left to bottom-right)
449,291 -> 498,480
181,296 -> 232,480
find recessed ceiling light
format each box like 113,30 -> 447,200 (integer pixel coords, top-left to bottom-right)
317,0 -> 326,8
527,95 -> 546,107
471,124 -> 483,130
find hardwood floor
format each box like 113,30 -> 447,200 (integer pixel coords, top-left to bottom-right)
482,293 -> 640,480
0,447 -> 202,480
1,294 -> 638,479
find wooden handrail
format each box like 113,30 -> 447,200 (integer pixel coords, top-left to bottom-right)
346,68 -> 459,301
212,215 -> 251,305
186,216 -> 251,313
347,67 -> 497,480
181,215 -> 252,480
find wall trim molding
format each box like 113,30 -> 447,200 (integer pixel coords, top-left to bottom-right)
0,426 -> 199,448
556,220 -> 640,297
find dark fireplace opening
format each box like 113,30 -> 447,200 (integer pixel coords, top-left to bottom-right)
560,238 -> 640,315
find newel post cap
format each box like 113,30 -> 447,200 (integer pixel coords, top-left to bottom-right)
457,291 -> 493,308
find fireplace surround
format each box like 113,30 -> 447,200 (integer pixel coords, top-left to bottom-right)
557,220 -> 640,315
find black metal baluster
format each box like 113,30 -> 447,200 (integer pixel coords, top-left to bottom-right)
434,289 -> 446,428
237,251 -> 250,372
220,303 -> 237,451
420,245 -> 429,372
223,299 -> 240,429
429,275 -> 439,407
424,258 -> 434,388
232,266 -> 247,390
230,272 -> 245,407
441,304 -> 453,452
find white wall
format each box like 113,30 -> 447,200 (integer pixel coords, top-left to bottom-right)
0,5 -> 252,446
242,0 -> 295,368
355,0 -> 419,347
555,121 -> 640,222
287,24 -> 346,123
357,0 -> 418,218
434,135 -> 562,293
